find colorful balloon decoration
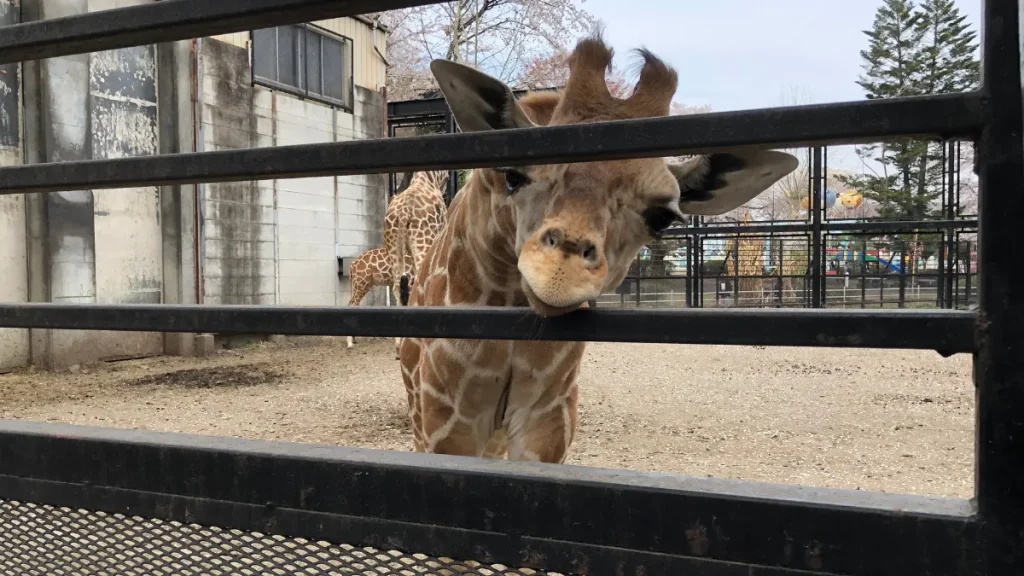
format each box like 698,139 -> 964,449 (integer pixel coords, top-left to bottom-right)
839,189 -> 863,209
824,188 -> 837,209
799,188 -> 839,211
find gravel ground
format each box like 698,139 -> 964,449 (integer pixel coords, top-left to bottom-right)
0,337 -> 973,498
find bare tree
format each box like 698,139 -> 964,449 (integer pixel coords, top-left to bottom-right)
380,0 -> 596,101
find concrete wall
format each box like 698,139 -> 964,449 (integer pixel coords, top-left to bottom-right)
17,0 -> 165,367
90,21 -> 164,360
0,0 -> 29,371
0,1 -> 389,369
198,37 -> 388,308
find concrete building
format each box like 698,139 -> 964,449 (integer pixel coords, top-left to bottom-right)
0,0 -> 390,370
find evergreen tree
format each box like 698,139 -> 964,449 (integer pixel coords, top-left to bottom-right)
917,0 -> 980,95
842,0 -> 927,220
841,0 -> 979,222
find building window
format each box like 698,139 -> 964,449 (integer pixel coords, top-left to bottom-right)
251,24 -> 353,110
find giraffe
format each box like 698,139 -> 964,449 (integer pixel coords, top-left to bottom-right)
383,169 -> 449,358
341,246 -> 414,349
384,169 -> 450,304
399,36 -> 798,462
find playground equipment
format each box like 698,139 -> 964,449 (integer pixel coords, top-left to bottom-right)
829,244 -> 904,274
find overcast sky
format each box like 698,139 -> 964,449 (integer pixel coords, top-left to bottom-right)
582,0 -> 982,112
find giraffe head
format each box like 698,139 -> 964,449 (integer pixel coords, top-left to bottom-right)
430,36 -> 797,317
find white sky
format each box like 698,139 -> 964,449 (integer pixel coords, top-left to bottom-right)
583,0 -> 982,112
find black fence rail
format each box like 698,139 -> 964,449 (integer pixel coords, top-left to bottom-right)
0,0 -> 1022,575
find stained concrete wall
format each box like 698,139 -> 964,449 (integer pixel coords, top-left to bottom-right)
0,2 -> 389,368
0,0 -> 29,371
198,38 -> 388,308
90,34 -> 164,360
20,0 -> 164,367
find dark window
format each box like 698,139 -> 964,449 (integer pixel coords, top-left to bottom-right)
252,24 -> 353,109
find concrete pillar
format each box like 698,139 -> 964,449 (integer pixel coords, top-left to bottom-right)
157,37 -> 200,357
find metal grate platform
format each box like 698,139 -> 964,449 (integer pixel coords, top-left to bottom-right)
0,500 -> 562,576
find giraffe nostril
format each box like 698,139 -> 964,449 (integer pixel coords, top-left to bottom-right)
579,240 -> 597,263
541,228 -> 564,249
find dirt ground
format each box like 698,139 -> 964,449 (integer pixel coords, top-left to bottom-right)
0,337 -> 973,498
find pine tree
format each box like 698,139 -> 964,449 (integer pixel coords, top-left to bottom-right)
841,0 -> 927,220
910,0 -> 980,228
916,0 -> 979,95
841,0 -> 978,223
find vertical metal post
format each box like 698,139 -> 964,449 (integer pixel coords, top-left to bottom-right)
387,121 -> 396,201
976,1 -> 1024,572
445,111 -> 458,206
693,218 -> 703,307
810,146 -> 823,307
945,141 -> 957,308
697,232 -> 706,307
860,240 -> 867,309
732,241 -> 740,306
879,269 -> 885,307
965,240 -> 973,308
776,238 -> 784,307
898,241 -> 907,308
685,238 -> 693,308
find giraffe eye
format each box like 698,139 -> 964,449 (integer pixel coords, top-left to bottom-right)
502,169 -> 531,194
642,206 -> 680,238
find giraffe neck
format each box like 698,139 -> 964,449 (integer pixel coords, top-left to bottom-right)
409,170 -> 449,193
437,171 -> 522,306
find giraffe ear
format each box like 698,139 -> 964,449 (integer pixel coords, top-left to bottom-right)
670,150 -> 799,216
429,59 -> 535,133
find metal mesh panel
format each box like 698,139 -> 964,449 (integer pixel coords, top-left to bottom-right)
0,500 -> 563,576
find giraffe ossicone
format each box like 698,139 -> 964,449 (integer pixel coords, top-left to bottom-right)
399,35 -> 798,462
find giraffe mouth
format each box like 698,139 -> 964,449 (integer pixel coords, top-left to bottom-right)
521,282 -> 585,318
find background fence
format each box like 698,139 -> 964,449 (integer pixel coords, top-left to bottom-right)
386,101 -> 978,311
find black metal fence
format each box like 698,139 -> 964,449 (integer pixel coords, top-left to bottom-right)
0,1 -> 1021,575
387,108 -> 980,312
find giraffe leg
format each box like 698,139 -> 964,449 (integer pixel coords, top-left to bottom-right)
346,271 -> 372,349
503,343 -> 584,463
503,381 -> 579,463
482,429 -> 509,459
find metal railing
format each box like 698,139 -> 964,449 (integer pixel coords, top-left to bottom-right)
0,0 -> 1021,574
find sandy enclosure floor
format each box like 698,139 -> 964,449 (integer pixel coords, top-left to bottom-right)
0,337 -> 974,498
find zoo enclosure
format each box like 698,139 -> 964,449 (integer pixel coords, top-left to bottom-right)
0,1 -> 1021,575
388,102 -> 979,311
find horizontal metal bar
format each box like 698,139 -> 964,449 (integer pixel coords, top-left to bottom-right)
0,420 -> 982,575
388,96 -> 466,120
0,93 -> 982,195
388,89 -> 552,121
666,219 -> 978,237
0,303 -> 977,352
0,0 -> 438,65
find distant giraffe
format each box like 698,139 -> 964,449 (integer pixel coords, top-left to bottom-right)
383,170 -> 449,303
342,246 -> 414,349
383,170 -> 449,358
